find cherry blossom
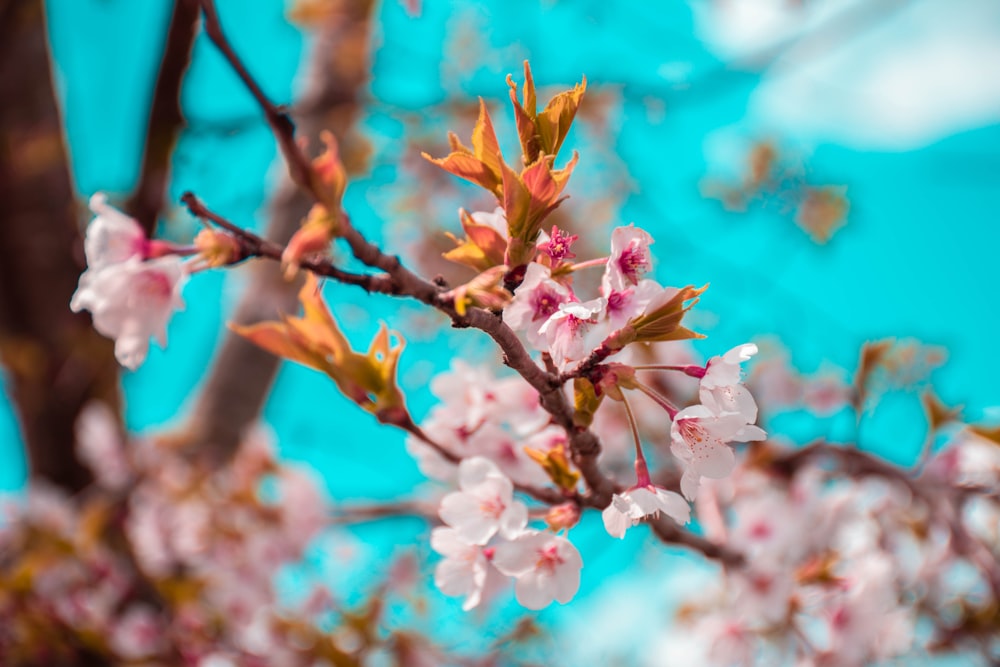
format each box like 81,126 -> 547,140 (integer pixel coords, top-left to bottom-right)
109,604 -> 165,660
504,262 -> 573,348
671,404 -> 766,499
602,485 -> 691,538
492,530 -> 583,609
430,527 -> 498,611
603,223 -> 654,292
75,400 -> 130,491
602,278 -> 665,331
83,193 -> 149,269
71,255 -> 188,369
536,225 -> 578,263
437,457 -> 527,545
538,297 -> 607,370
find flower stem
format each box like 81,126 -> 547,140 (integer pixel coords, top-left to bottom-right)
620,391 -> 651,487
634,380 -> 680,420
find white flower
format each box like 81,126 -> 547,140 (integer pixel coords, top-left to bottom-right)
430,526 -> 496,610
538,297 -> 607,370
71,255 -> 187,370
671,404 -> 766,499
438,457 -> 527,545
83,193 -> 147,269
602,485 -> 691,538
700,343 -> 760,422
492,530 -> 582,609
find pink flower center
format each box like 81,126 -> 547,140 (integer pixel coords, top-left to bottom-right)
677,417 -> 708,445
531,287 -> 563,321
606,289 -> 632,314
539,226 -> 578,262
479,496 -> 506,519
747,519 -> 773,541
617,243 -> 648,282
134,270 -> 174,302
535,543 -> 564,574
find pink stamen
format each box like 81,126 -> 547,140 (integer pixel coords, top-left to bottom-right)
535,543 -> 564,574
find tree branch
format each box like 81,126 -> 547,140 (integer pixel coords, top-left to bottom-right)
124,0 -> 199,235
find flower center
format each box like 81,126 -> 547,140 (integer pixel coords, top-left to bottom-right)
531,287 -> 562,321
479,496 -> 505,519
617,243 -> 648,282
535,543 -> 564,574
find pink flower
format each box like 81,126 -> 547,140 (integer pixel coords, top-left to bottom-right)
492,530 -> 582,609
538,297 -> 607,370
504,262 -> 573,349
671,404 -> 766,499
537,225 -> 578,263
83,193 -> 148,269
603,224 -> 654,292
71,255 -> 187,369
438,457 -> 527,545
71,195 -> 189,369
75,400 -> 131,490
430,526 -> 501,611
701,343 -> 758,390
602,279 -> 664,330
602,485 -> 690,538
110,604 -> 164,660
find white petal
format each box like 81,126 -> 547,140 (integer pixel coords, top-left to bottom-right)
499,500 -> 528,539
458,456 -> 504,489
438,492 -> 496,545
602,494 -> 634,538
653,487 -> 691,525
680,468 -> 701,501
514,569 -> 555,610
693,441 -> 736,479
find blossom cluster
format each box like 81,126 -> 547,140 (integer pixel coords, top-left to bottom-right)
660,426 -> 1000,667
2,405 -> 369,666
431,457 -> 582,611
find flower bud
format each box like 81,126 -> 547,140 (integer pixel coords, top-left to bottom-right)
545,502 -> 581,532
194,229 -> 243,268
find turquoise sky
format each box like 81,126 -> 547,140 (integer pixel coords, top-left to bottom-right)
2,0 -> 999,661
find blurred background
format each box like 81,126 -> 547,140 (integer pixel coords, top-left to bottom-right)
2,0 -> 999,663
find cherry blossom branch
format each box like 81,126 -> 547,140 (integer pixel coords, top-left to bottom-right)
766,439 -> 1000,598
194,0 -> 654,513
183,2 -> 378,462
650,516 -> 745,567
197,0 -> 316,197
181,193 -> 390,291
180,200 -> 617,504
330,500 -> 438,525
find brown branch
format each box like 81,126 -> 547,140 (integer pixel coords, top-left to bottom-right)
181,0 -> 376,463
650,516 -> 745,568
193,0 -> 622,504
197,0 -> 316,198
183,193 -> 619,505
124,0 -> 199,235
331,500 -> 438,525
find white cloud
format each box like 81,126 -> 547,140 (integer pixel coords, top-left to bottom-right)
695,0 -> 1000,149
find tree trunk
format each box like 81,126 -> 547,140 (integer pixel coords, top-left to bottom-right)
0,0 -> 120,493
